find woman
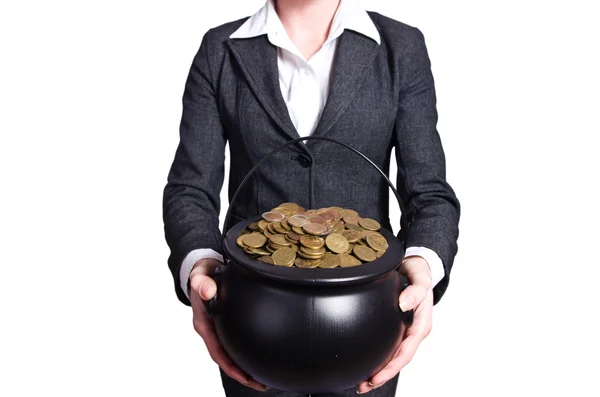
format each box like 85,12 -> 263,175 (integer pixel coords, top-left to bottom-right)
162,0 -> 460,395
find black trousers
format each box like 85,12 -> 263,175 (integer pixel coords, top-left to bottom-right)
219,369 -> 400,397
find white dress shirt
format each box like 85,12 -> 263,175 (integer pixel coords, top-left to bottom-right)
180,0 -> 445,299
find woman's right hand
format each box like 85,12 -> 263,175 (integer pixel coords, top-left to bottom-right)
189,258 -> 268,392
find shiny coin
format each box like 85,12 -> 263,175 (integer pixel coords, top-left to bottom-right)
273,222 -> 288,234
325,233 -> 350,254
262,211 -> 286,222
343,214 -> 360,225
281,219 -> 292,231
344,209 -> 359,218
236,235 -> 246,248
299,235 -> 325,249
376,250 -> 385,258
319,253 -> 342,268
307,215 -> 326,224
302,223 -> 328,235
248,221 -> 260,231
286,231 -> 301,243
257,256 -> 274,264
269,234 -> 291,246
295,258 -> 321,268
288,215 -> 309,227
345,223 -> 363,232
339,253 -> 362,267
272,247 -> 296,266
353,245 -> 377,262
279,202 -> 300,212
247,247 -> 271,256
258,220 -> 269,231
359,218 -> 381,231
341,230 -> 362,243
299,246 -> 326,255
292,226 -> 306,235
242,233 -> 267,248
366,234 -> 389,251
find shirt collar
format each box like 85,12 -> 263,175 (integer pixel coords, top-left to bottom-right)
229,0 -> 380,45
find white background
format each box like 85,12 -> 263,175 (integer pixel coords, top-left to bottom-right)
1,1 -> 599,396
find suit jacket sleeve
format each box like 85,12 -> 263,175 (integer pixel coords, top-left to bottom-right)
163,31 -> 226,306
394,28 -> 461,305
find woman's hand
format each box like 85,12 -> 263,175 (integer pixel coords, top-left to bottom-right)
189,258 -> 268,392
357,256 -> 434,394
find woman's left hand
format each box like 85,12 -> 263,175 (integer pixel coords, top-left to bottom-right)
357,256 -> 434,394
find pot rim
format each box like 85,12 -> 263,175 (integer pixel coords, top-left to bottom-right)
223,215 -> 405,287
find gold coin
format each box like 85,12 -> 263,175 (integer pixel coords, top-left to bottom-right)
344,209 -> 359,218
302,223 -> 328,235
325,233 -> 350,254
343,214 -> 360,225
341,230 -> 362,243
248,221 -> 260,231
279,202 -> 300,212
288,215 -> 309,227
319,226 -> 334,236
262,211 -> 285,222
273,222 -> 288,234
286,231 -> 301,243
317,211 -> 335,224
299,246 -> 326,255
299,235 -> 325,249
271,206 -> 294,217
269,234 -> 291,247
272,247 -> 296,266
339,253 -> 362,267
247,247 -> 271,256
332,220 -> 345,232
353,245 -> 377,262
298,251 -> 324,260
366,234 -> 389,251
307,215 -> 326,224
359,218 -> 381,231
269,243 -> 290,251
240,229 -> 251,235
295,258 -> 320,268
376,250 -> 385,258
258,220 -> 269,231
263,229 -> 275,239
236,235 -> 246,248
242,233 -> 267,248
291,226 -> 306,235
281,219 -> 292,231
267,223 -> 278,234
344,243 -> 355,255
345,223 -> 363,232
319,253 -> 342,268
257,256 -> 274,264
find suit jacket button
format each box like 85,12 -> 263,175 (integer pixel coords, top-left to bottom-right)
297,155 -> 311,168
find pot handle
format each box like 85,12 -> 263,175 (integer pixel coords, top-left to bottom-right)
399,274 -> 414,327
221,136 -> 405,243
205,265 -> 225,317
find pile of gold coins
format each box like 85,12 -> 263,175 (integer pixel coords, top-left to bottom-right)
236,202 -> 389,268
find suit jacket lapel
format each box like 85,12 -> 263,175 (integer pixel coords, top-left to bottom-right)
311,30 -> 380,140
227,36 -> 300,142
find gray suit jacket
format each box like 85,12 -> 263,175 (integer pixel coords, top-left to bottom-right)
163,12 -> 460,306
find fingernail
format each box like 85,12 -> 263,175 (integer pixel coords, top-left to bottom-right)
400,296 -> 414,311
200,283 -> 215,299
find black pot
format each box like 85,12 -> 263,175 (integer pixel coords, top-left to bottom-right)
208,137 -> 413,393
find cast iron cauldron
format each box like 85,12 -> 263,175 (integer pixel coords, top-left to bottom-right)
207,137 -> 414,394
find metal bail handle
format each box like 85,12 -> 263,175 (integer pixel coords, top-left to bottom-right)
222,136 -> 405,243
